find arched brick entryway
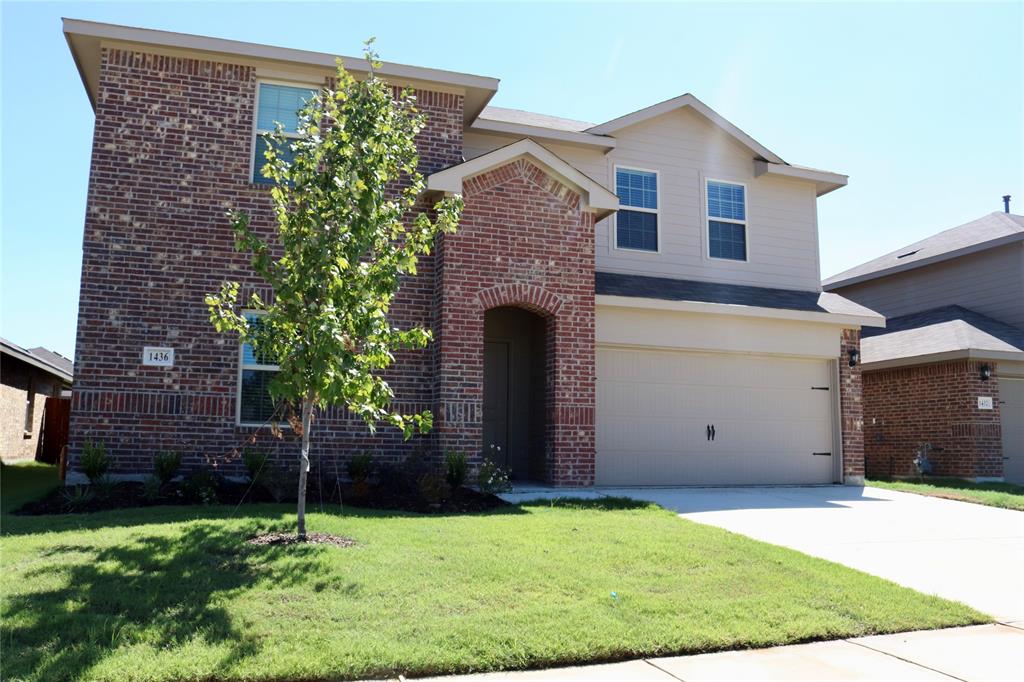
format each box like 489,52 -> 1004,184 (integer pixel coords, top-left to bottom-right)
434,159 -> 596,486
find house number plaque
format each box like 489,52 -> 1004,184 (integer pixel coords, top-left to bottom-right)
143,347 -> 175,367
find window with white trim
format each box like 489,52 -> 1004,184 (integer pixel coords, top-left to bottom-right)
707,180 -> 747,261
615,167 -> 658,251
238,312 -> 280,424
252,82 -> 318,184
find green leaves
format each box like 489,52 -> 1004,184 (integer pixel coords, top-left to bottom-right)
207,48 -> 462,441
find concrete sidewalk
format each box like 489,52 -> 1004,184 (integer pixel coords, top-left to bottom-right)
405,623 -> 1024,681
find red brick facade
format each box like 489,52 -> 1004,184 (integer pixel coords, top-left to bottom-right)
69,47 -> 464,478
863,360 -> 1003,479
839,329 -> 865,483
434,160 -> 597,486
68,45 -> 865,488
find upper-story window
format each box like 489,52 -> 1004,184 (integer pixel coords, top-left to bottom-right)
615,167 -> 658,252
707,180 -> 747,261
238,312 -> 280,425
252,82 -> 318,184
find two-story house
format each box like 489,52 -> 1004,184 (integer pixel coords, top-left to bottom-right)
65,18 -> 882,488
824,208 -> 1024,483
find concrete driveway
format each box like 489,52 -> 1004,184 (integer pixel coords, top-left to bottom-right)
596,485 -> 1024,622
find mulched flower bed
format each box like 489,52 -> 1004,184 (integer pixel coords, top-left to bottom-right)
13,477 -> 508,516
340,484 -> 506,514
247,532 -> 356,547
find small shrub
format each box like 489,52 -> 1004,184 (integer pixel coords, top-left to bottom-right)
181,467 -> 220,505
91,475 -> 117,500
346,452 -> 375,484
80,440 -> 109,483
243,449 -> 271,484
444,450 -> 468,488
418,473 -> 450,506
141,475 -> 163,502
152,451 -> 182,486
477,458 -> 512,494
60,485 -> 94,512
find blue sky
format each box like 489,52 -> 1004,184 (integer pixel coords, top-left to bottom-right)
2,1 -> 1021,358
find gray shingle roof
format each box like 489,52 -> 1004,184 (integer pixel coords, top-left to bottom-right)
823,212 -> 1024,288
0,338 -> 74,383
478,106 -> 595,133
28,346 -> 74,378
861,305 -> 1024,366
595,272 -> 882,319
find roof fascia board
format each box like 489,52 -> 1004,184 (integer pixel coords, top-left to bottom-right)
753,160 -> 848,196
1,344 -> 73,384
469,118 -> 616,149
63,18 -> 499,122
861,348 -> 1024,371
587,94 -> 785,164
427,139 -> 618,216
823,232 -> 1024,290
596,294 -> 882,329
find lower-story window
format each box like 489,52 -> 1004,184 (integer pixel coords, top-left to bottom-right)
238,312 -> 279,425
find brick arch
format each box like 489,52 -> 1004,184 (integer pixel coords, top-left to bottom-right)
476,283 -> 564,317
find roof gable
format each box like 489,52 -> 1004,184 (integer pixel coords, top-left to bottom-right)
427,138 -> 618,218
586,94 -> 785,164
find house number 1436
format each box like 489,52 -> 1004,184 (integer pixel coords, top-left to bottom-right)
143,347 -> 174,367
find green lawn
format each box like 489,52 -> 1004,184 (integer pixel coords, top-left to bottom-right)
869,477 -> 1024,511
2,466 -> 986,682
1,461 -> 60,514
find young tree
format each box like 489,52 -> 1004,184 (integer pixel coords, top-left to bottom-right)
206,44 -> 462,539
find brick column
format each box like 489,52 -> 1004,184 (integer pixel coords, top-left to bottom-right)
840,328 -> 865,485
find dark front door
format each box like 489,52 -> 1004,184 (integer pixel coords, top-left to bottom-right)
483,340 -> 510,467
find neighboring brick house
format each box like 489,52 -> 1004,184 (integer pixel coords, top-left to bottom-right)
1,339 -> 73,462
64,19 -> 882,487
824,209 -> 1024,483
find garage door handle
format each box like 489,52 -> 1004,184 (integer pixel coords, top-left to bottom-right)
711,425 -> 716,441
706,424 -> 712,441
812,452 -> 832,457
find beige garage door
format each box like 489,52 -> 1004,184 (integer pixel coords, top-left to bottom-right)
1001,378 -> 1024,484
596,347 -> 837,486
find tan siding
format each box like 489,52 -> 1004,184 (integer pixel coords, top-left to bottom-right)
836,244 -> 1024,328
464,106 -> 824,291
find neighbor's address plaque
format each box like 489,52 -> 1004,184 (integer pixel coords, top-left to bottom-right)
143,346 -> 175,367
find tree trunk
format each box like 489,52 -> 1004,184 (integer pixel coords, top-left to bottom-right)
296,395 -> 314,539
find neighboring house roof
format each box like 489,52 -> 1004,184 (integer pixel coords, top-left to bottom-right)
595,272 -> 884,327
427,138 -> 619,218
860,305 -> 1024,369
823,211 -> 1024,289
28,347 -> 75,379
62,18 -> 500,125
0,338 -> 74,384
